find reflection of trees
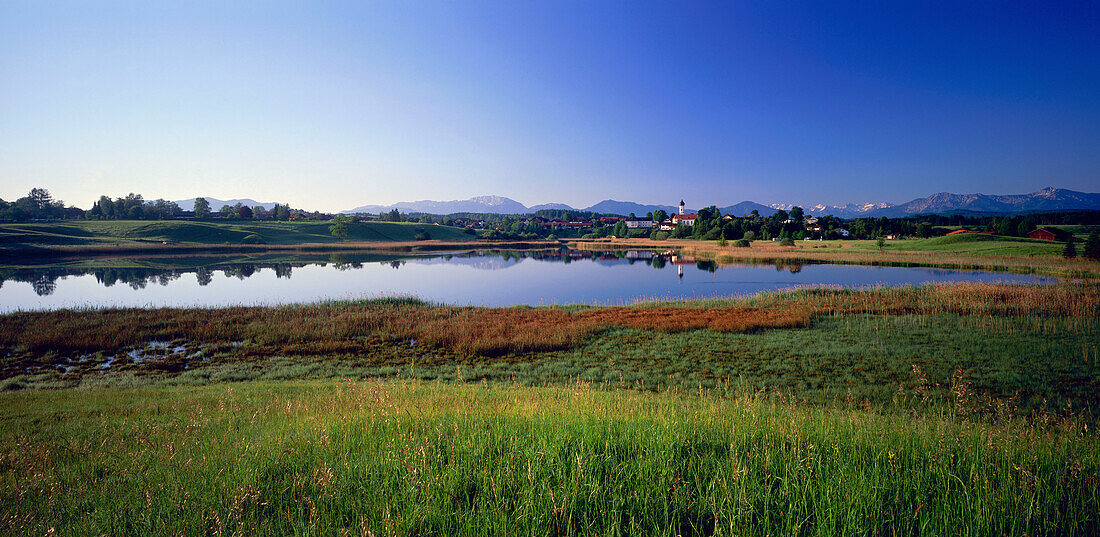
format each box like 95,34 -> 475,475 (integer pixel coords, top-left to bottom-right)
195,268 -> 213,286
389,261 -> 404,270
330,255 -> 362,271
696,260 -> 717,273
32,275 -> 57,296
775,260 -> 804,274
156,272 -> 181,286
223,265 -> 256,280
651,257 -> 666,269
273,264 -> 293,279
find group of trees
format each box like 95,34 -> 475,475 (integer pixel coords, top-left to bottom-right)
86,194 -> 182,220
0,188 -> 80,221
0,189 -> 304,222
1064,233 -> 1100,260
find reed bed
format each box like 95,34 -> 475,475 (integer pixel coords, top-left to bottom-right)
1,379 -> 1096,536
1,283 -> 1096,364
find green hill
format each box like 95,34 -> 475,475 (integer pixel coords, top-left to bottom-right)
0,220 -> 473,249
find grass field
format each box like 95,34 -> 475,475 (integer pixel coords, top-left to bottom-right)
3,282 -> 1098,410
1,379 -> 1097,536
0,219 -> 474,248
3,260 -> 1099,533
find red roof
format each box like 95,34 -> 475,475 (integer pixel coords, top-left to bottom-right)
672,214 -> 698,220
946,230 -> 993,235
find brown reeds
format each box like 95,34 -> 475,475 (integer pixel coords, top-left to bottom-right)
1,282 -> 1095,361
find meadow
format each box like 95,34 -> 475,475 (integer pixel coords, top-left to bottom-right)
0,219 -> 475,249
1,379 -> 1097,536
2,272 -> 1099,534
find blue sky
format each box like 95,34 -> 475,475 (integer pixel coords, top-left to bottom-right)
1,1 -> 1097,211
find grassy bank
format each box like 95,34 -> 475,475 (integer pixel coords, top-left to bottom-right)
2,380 -> 1097,536
0,219 -> 477,250
574,234 -> 1100,278
3,282 -> 1098,413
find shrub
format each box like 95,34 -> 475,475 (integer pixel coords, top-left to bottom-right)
414,229 -> 431,241
1085,233 -> 1100,261
734,239 -> 750,247
241,234 -> 265,245
1063,237 -> 1077,259
653,231 -> 670,241
780,238 -> 795,246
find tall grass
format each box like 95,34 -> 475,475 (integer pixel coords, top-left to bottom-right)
3,282 -> 1094,361
1,379 -> 1096,536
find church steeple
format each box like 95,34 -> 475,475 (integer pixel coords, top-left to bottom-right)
679,200 -> 685,215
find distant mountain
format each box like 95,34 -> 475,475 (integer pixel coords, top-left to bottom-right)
768,202 -> 895,219
718,201 -> 778,217
175,197 -> 277,212
343,195 -> 529,215
528,203 -> 576,212
873,187 -> 1100,217
337,187 -> 1100,219
582,200 -> 679,216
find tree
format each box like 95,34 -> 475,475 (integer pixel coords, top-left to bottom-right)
789,206 -> 804,223
743,230 -> 756,242
194,197 -> 211,218
1063,237 -> 1077,259
877,236 -> 886,250
652,209 -> 667,223
27,188 -> 54,210
612,221 -> 628,237
1085,233 -> 1100,261
329,214 -> 351,239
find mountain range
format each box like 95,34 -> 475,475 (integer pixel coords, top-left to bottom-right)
184,187 -> 1099,218
174,197 -> 277,212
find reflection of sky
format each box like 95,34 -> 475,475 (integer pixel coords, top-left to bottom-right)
0,256 -> 1056,312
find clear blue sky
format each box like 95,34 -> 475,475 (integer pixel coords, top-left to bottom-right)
2,1 -> 1098,211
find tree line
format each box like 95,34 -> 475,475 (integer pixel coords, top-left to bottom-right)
0,188 -> 309,222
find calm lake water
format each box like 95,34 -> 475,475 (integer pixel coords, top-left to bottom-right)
0,249 -> 1055,312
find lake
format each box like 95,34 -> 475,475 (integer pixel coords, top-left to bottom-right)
0,249 -> 1055,312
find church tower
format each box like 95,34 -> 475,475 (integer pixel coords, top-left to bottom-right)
679,200 -> 685,215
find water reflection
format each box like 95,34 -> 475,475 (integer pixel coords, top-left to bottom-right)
0,249 -> 808,297
0,248 -> 1054,309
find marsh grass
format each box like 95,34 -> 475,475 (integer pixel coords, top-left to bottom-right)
1,379 -> 1096,536
2,282 -> 1094,362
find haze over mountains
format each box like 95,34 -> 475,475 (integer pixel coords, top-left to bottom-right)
336,187 -> 1099,218
174,198 -> 277,212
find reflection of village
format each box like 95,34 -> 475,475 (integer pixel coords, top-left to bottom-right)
1,249 -> 806,296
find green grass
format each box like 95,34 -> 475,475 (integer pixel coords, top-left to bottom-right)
2,379 -> 1097,536
0,219 -> 473,248
3,281 -> 1099,534
854,234 -> 1065,257
12,312 -> 1093,418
